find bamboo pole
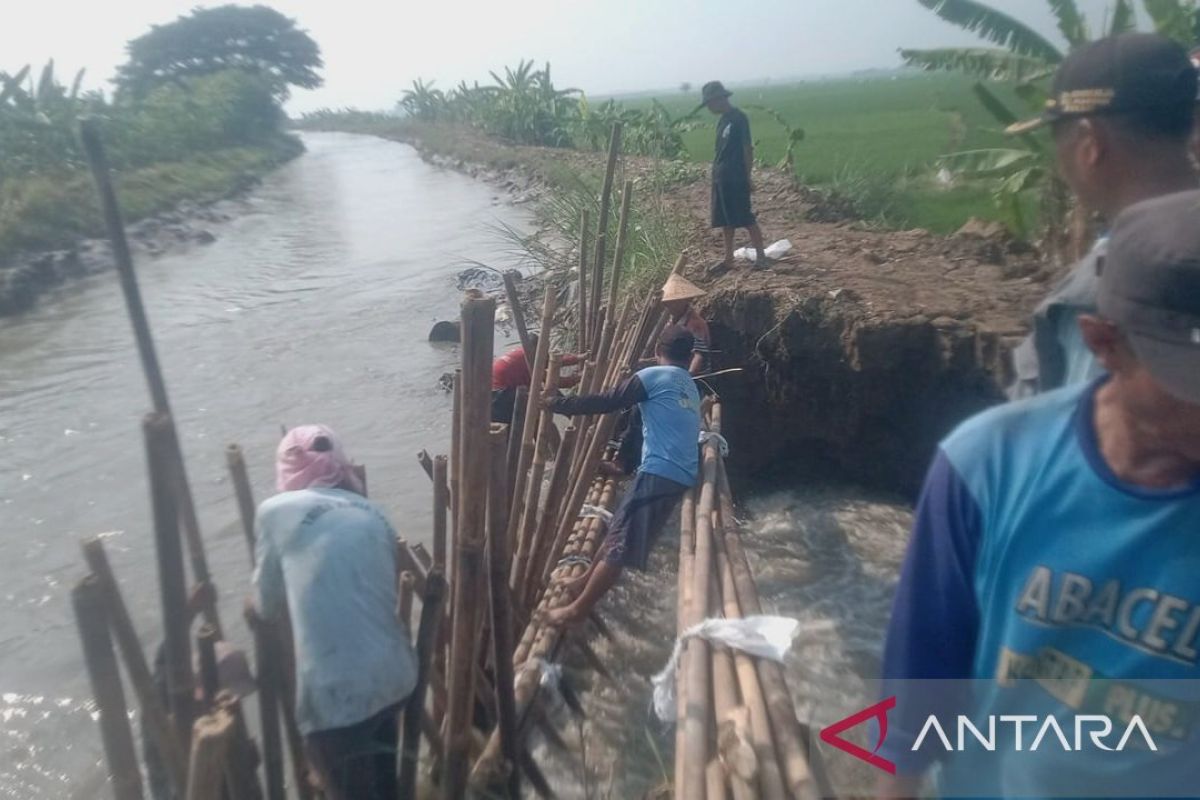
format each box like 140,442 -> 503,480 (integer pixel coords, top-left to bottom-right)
473,478 -> 616,789
219,697 -> 264,800
675,488 -> 697,792
502,272 -> 535,371
196,625 -> 221,708
606,180 -> 634,316
246,613 -> 285,800
578,208 -> 591,349
442,292 -> 495,800
516,422 -> 579,597
590,122 -> 622,349
716,530 -> 787,800
706,760 -> 726,800
680,433 -> 721,800
225,444 -> 257,565
398,571 -> 416,635
73,575 -> 145,800
510,354 -> 561,595
451,369 -> 462,560
487,425 -> 521,798
716,458 -> 821,800
505,288 -> 556,552
185,710 -> 234,800
504,387 -> 528,497
399,568 -> 447,800
144,412 -> 196,751
82,538 -> 188,795
433,455 -> 449,571
81,122 -> 220,634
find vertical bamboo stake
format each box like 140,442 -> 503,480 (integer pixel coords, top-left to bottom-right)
400,569 -> 447,800
185,710 -> 234,800
504,387 -> 528,500
145,412 -> 196,752
512,355 -> 561,592
502,271 -> 535,371
196,625 -> 221,708
451,369 -> 463,557
442,292 -> 495,800
590,122 -> 622,348
82,538 -> 187,795
398,572 -> 416,635
81,120 -> 219,634
432,455 -> 449,571
225,444 -> 257,566
487,426 -> 521,798
520,423 -> 580,595
73,575 -> 145,800
505,288 -> 556,553
578,208 -> 591,350
247,616 -> 285,800
606,180 -> 634,316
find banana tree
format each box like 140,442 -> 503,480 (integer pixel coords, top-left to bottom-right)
902,0 -> 1198,257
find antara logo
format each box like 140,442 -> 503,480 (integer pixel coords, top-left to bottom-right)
819,697 -> 1158,773
819,696 -> 898,774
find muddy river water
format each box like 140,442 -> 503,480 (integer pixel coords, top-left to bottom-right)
0,132 -> 912,797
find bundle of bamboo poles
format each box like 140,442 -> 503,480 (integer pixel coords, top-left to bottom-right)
673,402 -> 831,800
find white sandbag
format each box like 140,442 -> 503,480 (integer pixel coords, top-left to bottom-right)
733,239 -> 793,262
651,615 -> 807,722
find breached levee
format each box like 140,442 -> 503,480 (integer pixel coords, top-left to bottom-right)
703,278 -> 1022,496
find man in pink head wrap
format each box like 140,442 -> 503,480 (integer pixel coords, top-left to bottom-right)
275,424 -> 364,495
250,425 -> 415,800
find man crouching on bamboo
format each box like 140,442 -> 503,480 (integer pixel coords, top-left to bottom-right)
541,325 -> 702,626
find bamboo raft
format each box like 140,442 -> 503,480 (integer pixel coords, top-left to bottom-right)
68,117 -> 825,799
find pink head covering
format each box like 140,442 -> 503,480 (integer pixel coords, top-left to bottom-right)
275,424 -> 363,494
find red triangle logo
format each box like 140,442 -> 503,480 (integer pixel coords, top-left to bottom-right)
818,696 -> 897,774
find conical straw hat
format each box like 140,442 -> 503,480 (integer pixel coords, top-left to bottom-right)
661,273 -> 706,303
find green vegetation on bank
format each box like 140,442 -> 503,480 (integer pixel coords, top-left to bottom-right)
0,4 -> 322,264
0,137 -> 302,261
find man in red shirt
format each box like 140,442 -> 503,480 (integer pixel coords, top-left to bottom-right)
491,335 -> 585,422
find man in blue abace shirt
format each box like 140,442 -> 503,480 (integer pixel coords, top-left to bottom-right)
879,190 -> 1200,799
542,325 -> 702,627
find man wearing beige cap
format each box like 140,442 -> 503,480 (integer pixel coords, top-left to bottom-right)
1008,33 -> 1198,397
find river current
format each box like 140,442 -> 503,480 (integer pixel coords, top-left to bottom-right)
0,132 -> 912,798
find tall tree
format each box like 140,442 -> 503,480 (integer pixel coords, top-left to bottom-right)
116,5 -> 322,99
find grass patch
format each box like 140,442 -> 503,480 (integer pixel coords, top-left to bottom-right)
630,72 -> 1024,231
0,135 -> 303,262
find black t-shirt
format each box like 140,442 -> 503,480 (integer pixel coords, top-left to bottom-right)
713,108 -> 750,182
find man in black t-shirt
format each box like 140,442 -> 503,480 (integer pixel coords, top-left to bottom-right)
699,80 -> 768,272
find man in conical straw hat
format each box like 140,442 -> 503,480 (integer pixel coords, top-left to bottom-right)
661,273 -> 711,377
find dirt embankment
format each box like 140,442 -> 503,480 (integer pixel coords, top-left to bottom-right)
308,121 -> 1055,495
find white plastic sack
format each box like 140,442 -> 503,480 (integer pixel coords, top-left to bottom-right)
734,238 -> 792,262
651,615 -> 805,722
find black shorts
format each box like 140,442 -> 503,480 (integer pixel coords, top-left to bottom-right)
600,471 -> 690,571
711,178 -> 756,229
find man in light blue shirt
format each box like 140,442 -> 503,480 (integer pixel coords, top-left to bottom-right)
542,325 -> 702,627
252,425 -> 415,800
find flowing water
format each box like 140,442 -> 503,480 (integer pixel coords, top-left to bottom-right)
0,131 -> 914,798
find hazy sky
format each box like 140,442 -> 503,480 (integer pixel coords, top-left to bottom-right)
2,0 -> 1144,114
